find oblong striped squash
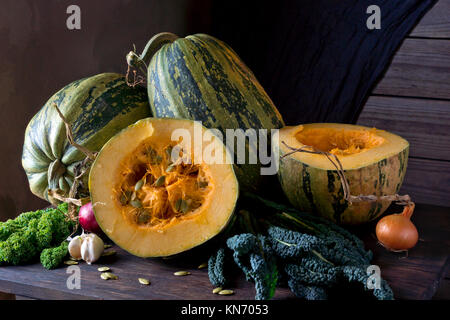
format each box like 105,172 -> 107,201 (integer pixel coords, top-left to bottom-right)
131,32 -> 285,192
22,73 -> 151,204
274,123 -> 409,225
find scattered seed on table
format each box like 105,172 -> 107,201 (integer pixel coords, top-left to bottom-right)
197,262 -> 208,269
64,260 -> 78,265
212,287 -> 222,294
102,250 -> 117,257
101,272 -> 118,280
98,266 -> 110,272
218,289 -> 234,296
138,278 -> 151,285
174,271 -> 190,276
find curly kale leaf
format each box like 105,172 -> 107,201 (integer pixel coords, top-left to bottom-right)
0,219 -> 41,265
40,241 -> 69,270
0,203 -> 74,267
340,265 -> 394,300
226,233 -> 278,300
37,205 -> 73,248
208,247 -> 229,287
287,279 -> 328,300
267,226 -> 320,259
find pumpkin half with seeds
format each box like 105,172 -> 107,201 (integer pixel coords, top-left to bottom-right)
89,118 -> 239,257
275,123 -> 409,225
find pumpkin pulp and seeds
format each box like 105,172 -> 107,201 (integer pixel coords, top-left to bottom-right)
114,140 -> 213,229
295,127 -> 385,156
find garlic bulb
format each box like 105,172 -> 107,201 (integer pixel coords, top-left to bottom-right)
80,233 -> 104,264
68,235 -> 83,260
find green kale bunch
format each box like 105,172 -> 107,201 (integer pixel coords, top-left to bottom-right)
0,203 -> 75,269
207,193 -> 394,300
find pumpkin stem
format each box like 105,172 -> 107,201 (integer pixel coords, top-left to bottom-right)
135,32 -> 179,67
125,33 -> 178,88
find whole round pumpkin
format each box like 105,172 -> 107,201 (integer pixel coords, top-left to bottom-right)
22,73 -> 151,204
129,32 -> 285,192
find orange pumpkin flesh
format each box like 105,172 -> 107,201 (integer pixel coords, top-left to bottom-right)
89,118 -> 238,257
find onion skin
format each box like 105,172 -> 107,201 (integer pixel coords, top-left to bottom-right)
376,204 -> 418,251
79,202 -> 102,234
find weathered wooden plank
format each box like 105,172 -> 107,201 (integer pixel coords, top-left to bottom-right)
373,39 -> 450,99
0,204 -> 447,300
357,96 -> 450,161
360,203 -> 450,300
0,246 -> 295,300
400,158 -> 450,207
410,0 -> 450,38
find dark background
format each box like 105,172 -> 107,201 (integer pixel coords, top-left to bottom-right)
0,0 -> 216,218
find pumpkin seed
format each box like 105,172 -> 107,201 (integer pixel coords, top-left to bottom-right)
197,262 -> 208,269
64,260 -> 78,265
137,209 -> 150,224
130,199 -> 142,208
100,273 -> 110,280
102,250 -> 117,257
165,146 -> 173,159
173,271 -> 190,276
138,278 -> 150,285
104,244 -> 112,249
218,289 -> 234,296
131,191 -> 137,201
101,272 -> 118,280
212,287 -> 222,294
198,181 -> 208,189
134,179 -> 144,191
154,175 -> 166,187
175,199 -> 189,213
165,164 -> 175,173
98,266 -> 110,272
119,193 -> 129,205
180,200 -> 189,213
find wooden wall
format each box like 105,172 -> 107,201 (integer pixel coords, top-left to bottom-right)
357,0 -> 450,207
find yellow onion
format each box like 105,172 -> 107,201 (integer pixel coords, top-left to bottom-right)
376,203 -> 418,251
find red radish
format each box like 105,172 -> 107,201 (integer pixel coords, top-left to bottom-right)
79,202 -> 102,234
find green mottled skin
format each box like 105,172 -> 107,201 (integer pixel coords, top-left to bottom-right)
278,147 -> 409,225
146,33 -> 285,191
22,73 -> 151,204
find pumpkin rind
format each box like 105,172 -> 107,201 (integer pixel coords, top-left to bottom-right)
22,73 -> 151,204
146,33 -> 285,191
275,123 -> 409,225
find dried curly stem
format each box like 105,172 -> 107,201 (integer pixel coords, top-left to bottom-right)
281,141 -> 413,206
52,103 -> 98,228
53,104 -> 97,160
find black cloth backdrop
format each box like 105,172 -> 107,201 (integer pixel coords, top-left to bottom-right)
211,0 -> 437,125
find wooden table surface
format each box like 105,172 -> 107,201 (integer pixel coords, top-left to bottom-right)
0,203 -> 448,300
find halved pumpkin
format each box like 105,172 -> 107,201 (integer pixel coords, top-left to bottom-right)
274,123 -> 409,225
89,118 -> 239,257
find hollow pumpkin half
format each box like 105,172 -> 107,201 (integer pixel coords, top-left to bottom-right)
89,118 -> 238,257
275,123 -> 409,225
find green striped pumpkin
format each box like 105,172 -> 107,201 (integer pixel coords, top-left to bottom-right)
129,32 -> 285,192
22,73 -> 151,204
275,123 -> 409,225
